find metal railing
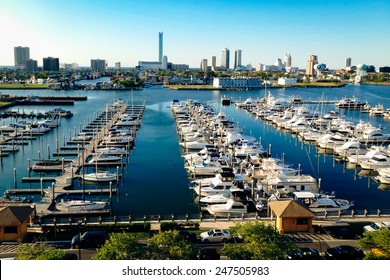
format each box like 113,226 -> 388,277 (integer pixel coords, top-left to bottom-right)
34,208 -> 390,227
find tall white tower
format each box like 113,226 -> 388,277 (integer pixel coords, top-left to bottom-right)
284,53 -> 292,68
159,32 -> 163,63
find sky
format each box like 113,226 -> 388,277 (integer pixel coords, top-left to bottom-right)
1,0 -> 389,69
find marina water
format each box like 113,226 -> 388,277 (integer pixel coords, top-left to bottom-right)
1,83 -> 390,217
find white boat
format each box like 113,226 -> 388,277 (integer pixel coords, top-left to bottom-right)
362,129 -> 390,142
72,132 -> 93,141
292,191 -> 353,214
0,145 -> 19,152
377,167 -> 390,177
199,188 -> 247,205
206,193 -> 258,217
259,173 -> 319,196
180,140 -> 210,150
359,154 -> 390,170
317,134 -> 350,150
191,172 -> 247,196
347,146 -> 387,165
369,104 -> 385,116
25,123 -> 51,134
89,153 -> 122,163
182,132 -> 205,142
83,171 -> 117,182
56,199 -> 108,211
235,98 -> 256,109
233,141 -> 266,158
94,147 -> 128,155
38,117 -> 60,128
376,174 -> 390,184
334,140 -> 365,158
335,97 -> 366,108
115,114 -> 140,126
186,160 -> 224,176
100,135 -> 133,146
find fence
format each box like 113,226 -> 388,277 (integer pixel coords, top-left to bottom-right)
35,208 -> 390,228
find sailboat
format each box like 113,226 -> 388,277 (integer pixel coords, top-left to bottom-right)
83,154 -> 118,182
83,171 -> 117,182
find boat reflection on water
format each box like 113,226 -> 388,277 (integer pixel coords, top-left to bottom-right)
378,183 -> 390,191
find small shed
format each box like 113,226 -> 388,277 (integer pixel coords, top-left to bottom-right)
0,206 -> 34,242
268,200 -> 315,233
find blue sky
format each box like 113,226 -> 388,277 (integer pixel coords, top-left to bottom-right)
1,0 -> 389,69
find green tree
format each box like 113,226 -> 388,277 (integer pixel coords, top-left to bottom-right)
358,229 -> 390,260
16,243 -> 66,260
222,222 -> 296,260
147,230 -> 198,260
93,232 -> 145,260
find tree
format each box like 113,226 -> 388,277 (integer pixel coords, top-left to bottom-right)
358,229 -> 390,260
222,221 -> 297,260
16,243 -> 66,260
147,230 -> 198,260
93,232 -> 145,260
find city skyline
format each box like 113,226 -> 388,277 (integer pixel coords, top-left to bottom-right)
1,0 -> 389,69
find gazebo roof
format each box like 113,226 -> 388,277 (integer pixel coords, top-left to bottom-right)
0,206 -> 34,226
268,200 -> 315,218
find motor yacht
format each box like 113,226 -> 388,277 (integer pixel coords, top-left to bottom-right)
56,199 -> 108,211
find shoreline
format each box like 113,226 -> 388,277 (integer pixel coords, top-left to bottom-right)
164,82 -> 347,91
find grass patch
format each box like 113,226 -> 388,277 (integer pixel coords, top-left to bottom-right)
297,82 -> 345,87
0,84 -> 48,89
165,84 -> 215,90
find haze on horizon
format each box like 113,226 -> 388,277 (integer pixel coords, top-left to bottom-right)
1,0 -> 389,69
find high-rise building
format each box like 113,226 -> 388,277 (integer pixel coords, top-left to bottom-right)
345,57 -> 352,68
200,59 -> 208,72
115,62 -> 121,70
159,32 -> 163,63
43,57 -> 59,71
211,56 -> 216,70
305,55 -> 318,76
162,55 -> 168,70
25,59 -> 38,72
14,46 -> 30,67
284,53 -> 292,68
234,50 -> 242,69
221,48 -> 230,69
90,59 -> 106,71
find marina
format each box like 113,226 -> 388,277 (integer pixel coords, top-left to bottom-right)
1,83 -> 390,221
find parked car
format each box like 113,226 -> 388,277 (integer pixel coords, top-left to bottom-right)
71,230 -> 108,249
64,253 -> 78,260
329,227 -> 357,239
197,248 -> 220,260
179,230 -> 197,243
200,229 -> 232,243
287,247 -> 321,260
325,245 -> 365,260
363,222 -> 390,232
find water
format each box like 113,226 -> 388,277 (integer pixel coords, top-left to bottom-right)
1,83 -> 390,217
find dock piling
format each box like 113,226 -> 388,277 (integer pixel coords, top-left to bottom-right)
13,168 -> 17,189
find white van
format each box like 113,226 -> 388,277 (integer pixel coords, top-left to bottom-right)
363,221 -> 390,232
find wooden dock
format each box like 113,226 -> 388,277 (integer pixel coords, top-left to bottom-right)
6,101 -> 145,218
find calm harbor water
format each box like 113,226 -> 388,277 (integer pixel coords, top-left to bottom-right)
1,83 -> 390,217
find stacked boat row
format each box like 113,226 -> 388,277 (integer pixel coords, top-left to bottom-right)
235,94 -> 390,185
0,110 -> 73,158
171,99 -> 353,217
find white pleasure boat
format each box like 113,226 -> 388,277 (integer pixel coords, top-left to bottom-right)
56,199 -> 108,211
